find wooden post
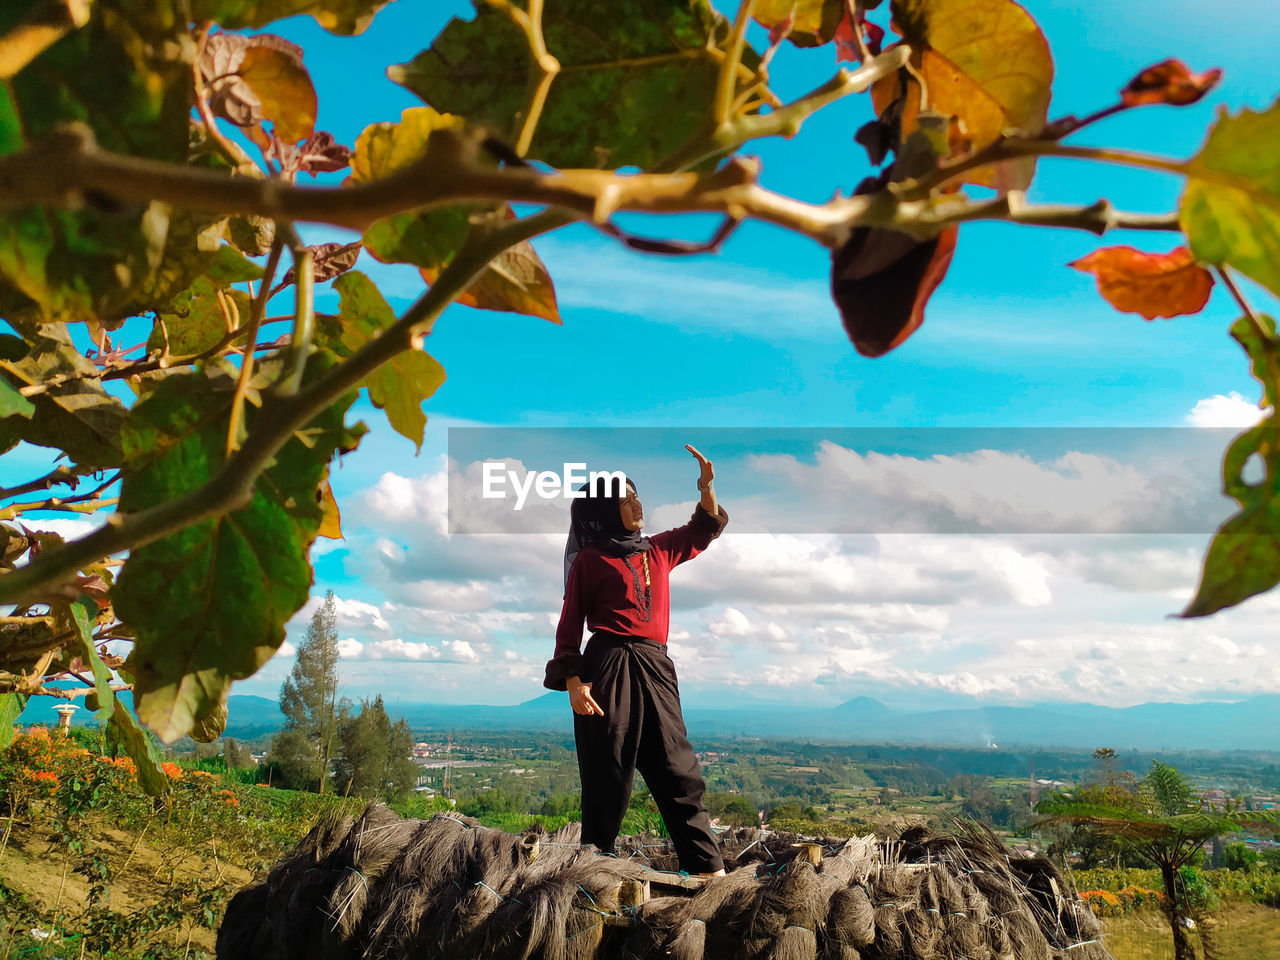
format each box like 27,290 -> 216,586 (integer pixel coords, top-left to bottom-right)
620,878 -> 649,909
794,843 -> 823,868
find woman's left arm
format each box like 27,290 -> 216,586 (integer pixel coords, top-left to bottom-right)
649,446 -> 728,567
690,444 -> 718,517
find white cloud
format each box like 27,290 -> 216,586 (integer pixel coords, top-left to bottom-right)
336,638 -> 364,658
277,641 -> 296,658
1186,392 -> 1266,428
246,451 -> 1280,709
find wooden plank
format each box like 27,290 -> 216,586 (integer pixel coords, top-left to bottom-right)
641,870 -> 707,891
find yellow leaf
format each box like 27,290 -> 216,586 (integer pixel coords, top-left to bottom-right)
880,0 -> 1053,188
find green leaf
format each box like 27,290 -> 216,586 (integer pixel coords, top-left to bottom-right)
189,697 -> 229,743
326,271 -> 445,452
63,595 -> 114,722
389,0 -> 750,170
106,703 -> 169,797
113,368 -> 365,742
0,3 -> 195,328
1181,99 -> 1280,298
204,244 -> 265,287
0,378 -> 34,420
190,0 -> 395,35
350,107 -> 472,268
753,0 -> 844,47
1183,314 -> 1280,617
147,280 -> 251,357
0,694 -> 28,748
350,109 -> 560,322
0,326 -> 128,468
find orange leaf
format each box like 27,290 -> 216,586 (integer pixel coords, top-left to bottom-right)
317,480 -> 342,540
1069,246 -> 1214,320
237,45 -> 318,144
1121,59 -> 1222,108
420,240 -> 560,324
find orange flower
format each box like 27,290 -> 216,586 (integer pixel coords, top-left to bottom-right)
161,762 -> 184,779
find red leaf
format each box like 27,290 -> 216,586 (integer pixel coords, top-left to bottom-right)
274,242 -> 362,295
1121,59 -> 1222,107
831,175 -> 957,357
273,132 -> 352,177
768,14 -> 794,46
1069,246 -> 1214,320
835,7 -> 883,63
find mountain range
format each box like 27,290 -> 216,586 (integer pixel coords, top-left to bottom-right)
22,692 -> 1276,751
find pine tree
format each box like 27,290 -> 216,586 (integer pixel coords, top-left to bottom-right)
333,696 -> 420,802
267,591 -> 340,792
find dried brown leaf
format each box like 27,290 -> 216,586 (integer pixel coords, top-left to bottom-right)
1069,246 -> 1214,320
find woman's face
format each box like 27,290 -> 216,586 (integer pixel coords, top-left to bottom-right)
619,484 -> 644,532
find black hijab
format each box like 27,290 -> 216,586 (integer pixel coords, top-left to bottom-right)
563,475 -> 651,588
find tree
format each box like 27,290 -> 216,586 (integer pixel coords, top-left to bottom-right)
1036,760 -> 1280,960
223,738 -> 254,769
268,591 -> 339,792
0,0 -> 1278,778
332,695 -> 419,802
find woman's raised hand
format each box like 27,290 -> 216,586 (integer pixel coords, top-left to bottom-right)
685,444 -> 714,490
568,676 -> 604,716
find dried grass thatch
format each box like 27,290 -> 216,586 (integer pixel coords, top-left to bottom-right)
217,806 -> 1113,960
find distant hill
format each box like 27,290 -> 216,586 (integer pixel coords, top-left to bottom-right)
17,692 -> 285,739
18,689 -> 1279,752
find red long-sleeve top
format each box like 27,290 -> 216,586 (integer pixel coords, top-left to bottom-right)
544,503 -> 728,690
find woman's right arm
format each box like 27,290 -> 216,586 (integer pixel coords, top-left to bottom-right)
544,556 -> 604,715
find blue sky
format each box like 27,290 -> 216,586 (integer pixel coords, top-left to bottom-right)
9,0 -> 1280,717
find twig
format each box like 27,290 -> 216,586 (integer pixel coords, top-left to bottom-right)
844,0 -> 872,65
486,0 -> 561,156
192,22 -> 254,172
19,315 -> 316,398
898,138 -> 1191,201
0,0 -> 91,80
1217,266 -> 1275,347
0,496 -> 118,520
278,243 -> 314,397
714,0 -> 757,124
0,465 -> 92,502
24,683 -> 131,699
227,235 -> 285,456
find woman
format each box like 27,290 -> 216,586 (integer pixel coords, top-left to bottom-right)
544,445 -> 728,876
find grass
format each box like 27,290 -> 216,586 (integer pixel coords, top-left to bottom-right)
1101,903 -> 1280,960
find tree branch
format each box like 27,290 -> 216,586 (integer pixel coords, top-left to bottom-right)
0,0 -> 91,80
0,215 -> 550,604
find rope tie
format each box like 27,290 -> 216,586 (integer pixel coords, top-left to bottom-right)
566,918 -> 605,941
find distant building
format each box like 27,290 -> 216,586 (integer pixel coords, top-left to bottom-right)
1252,795 -> 1276,810
1202,789 -> 1228,812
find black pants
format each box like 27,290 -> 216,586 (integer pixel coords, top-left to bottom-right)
574,631 -> 723,874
